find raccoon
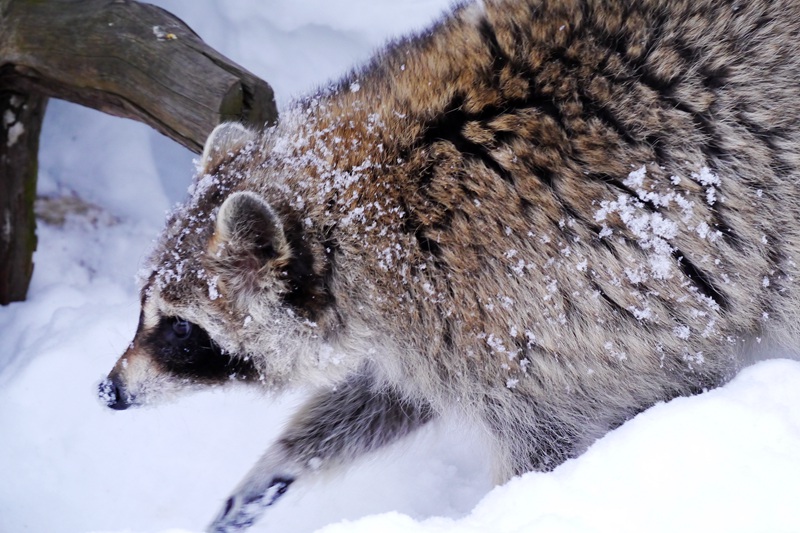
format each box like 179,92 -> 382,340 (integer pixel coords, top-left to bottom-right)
100,0 -> 800,531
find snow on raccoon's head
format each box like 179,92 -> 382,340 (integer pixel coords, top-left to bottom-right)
99,123 -> 337,409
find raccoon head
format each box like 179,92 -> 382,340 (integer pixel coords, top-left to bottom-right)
100,122 -> 340,410
99,305 -> 261,410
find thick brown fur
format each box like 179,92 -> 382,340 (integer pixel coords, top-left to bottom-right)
101,1 -> 800,531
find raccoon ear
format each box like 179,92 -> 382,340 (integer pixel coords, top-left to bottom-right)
200,122 -> 258,173
212,191 -> 289,267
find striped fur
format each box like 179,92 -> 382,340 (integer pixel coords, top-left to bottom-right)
101,1 -> 800,531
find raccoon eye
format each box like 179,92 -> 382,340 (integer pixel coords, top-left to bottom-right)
172,318 -> 193,340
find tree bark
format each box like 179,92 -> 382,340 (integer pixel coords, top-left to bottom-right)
0,91 -> 45,305
0,0 -> 279,303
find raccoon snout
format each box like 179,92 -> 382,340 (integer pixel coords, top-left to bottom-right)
98,377 -> 131,410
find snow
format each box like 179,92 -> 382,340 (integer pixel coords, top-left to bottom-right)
3,109 -> 25,147
1,1 -> 800,533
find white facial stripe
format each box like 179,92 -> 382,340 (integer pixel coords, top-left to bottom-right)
113,345 -> 184,406
120,347 -> 156,383
142,295 -> 161,330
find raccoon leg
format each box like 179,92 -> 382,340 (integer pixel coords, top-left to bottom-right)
207,370 -> 434,533
481,395 -> 586,479
483,394 -> 637,479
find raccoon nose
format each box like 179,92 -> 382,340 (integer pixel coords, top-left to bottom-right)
98,377 -> 130,410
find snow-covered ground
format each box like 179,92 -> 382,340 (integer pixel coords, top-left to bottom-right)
2,1 -> 800,532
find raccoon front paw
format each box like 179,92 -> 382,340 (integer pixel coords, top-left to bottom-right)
207,477 -> 294,533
